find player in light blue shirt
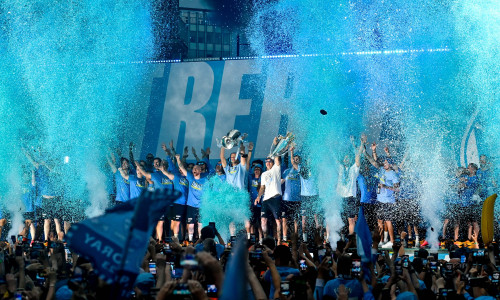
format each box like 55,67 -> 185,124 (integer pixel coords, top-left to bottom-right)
365,143 -> 399,248
289,147 -> 319,242
220,142 -> 254,237
220,143 -> 253,190
177,154 -> 208,242
136,158 -> 174,241
281,164 -> 301,242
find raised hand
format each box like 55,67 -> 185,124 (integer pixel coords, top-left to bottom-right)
248,142 -> 254,151
360,133 -> 368,144
161,143 -> 167,151
371,143 -> 377,152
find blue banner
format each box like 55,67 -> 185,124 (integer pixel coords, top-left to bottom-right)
66,190 -> 181,298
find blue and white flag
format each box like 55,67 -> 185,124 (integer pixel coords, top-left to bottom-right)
66,190 -> 181,298
355,206 -> 373,263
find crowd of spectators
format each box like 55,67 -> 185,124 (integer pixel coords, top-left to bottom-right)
3,224 -> 500,299
7,133 -> 498,299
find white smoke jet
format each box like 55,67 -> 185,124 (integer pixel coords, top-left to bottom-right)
405,121 -> 451,250
5,168 -> 25,238
84,162 -> 109,218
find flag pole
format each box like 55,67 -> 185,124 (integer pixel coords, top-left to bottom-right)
112,190 -> 150,299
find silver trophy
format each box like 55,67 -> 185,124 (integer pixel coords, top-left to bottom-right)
269,132 -> 295,157
217,129 -> 248,149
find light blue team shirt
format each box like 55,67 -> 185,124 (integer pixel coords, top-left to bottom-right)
172,174 -> 189,205
376,167 -> 399,204
129,174 -> 146,199
115,171 -> 131,202
298,165 -> 318,196
186,172 -> 208,208
150,171 -> 174,191
282,168 -> 301,201
224,163 -> 248,190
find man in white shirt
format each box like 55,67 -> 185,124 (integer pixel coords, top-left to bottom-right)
254,137 -> 282,243
337,139 -> 363,235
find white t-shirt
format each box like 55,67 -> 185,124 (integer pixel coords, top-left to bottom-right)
337,163 -> 360,198
261,164 -> 282,200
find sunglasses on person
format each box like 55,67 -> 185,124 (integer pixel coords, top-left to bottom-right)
146,156 -> 154,160
265,160 -> 273,163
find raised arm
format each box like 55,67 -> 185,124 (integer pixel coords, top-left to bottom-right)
384,145 -> 391,158
355,138 -> 364,167
176,154 -> 187,177
161,143 -> 173,159
106,153 -> 118,173
289,147 -> 299,171
169,140 -> 177,157
160,161 -> 175,180
371,143 -> 378,162
191,147 -> 200,162
129,142 -> 136,167
246,143 -> 254,171
398,151 -> 408,170
118,167 -> 130,181
22,147 -> 40,169
239,143 -> 248,167
219,147 -> 228,168
181,146 -> 189,165
364,144 -> 380,168
273,137 -> 280,166
134,161 -> 152,181
350,135 -> 357,152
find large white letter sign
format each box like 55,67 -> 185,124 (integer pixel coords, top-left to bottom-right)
210,60 -> 262,151
157,62 -> 214,154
